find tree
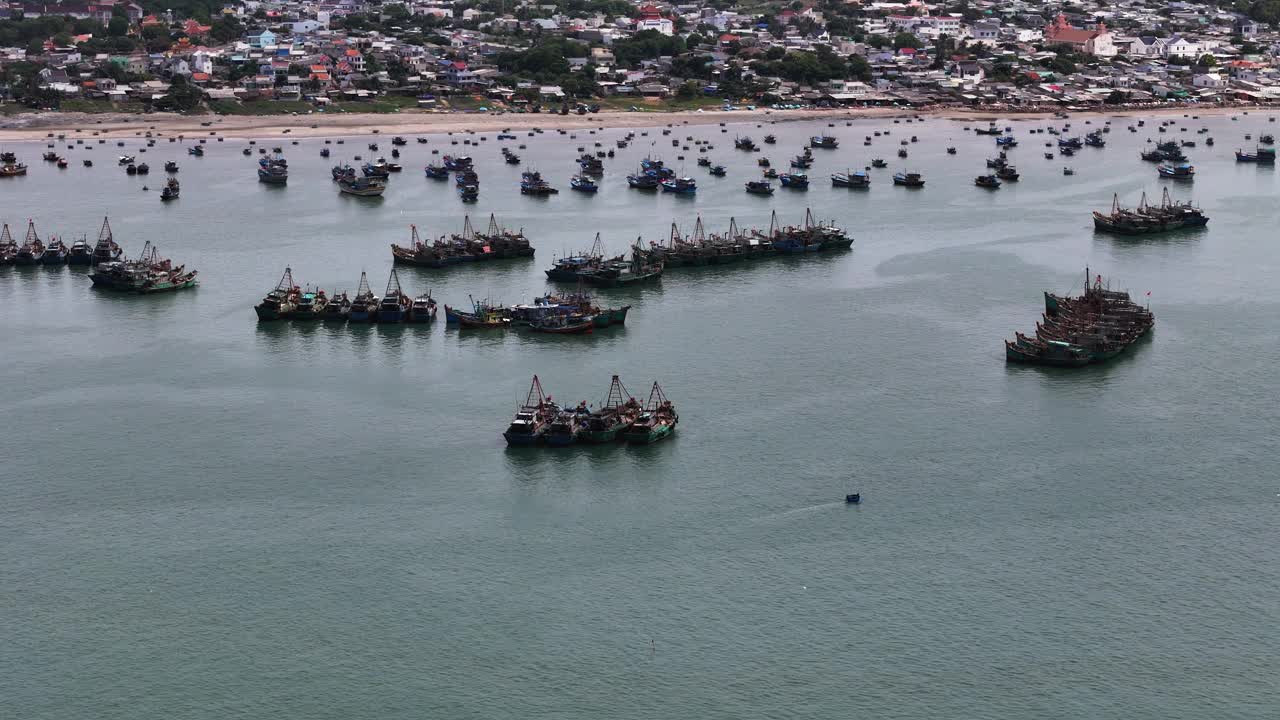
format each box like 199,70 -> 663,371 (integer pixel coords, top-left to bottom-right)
893,31 -> 921,50
210,17 -> 243,43
1198,53 -> 1217,66
52,32 -> 73,47
847,54 -> 872,82
26,38 -> 44,57
676,79 -> 698,99
108,16 -> 130,37
1105,89 -> 1129,104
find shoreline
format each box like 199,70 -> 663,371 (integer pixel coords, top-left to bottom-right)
1,103 -> 1276,142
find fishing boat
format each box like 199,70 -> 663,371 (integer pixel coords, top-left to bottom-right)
995,165 -> 1019,181
88,217 -> 122,264
442,155 -> 473,171
188,145 -> 204,156
1236,147 -> 1276,164
995,136 -> 1017,147
348,272 -> 379,323
338,176 -> 387,197
459,184 -> 479,201
160,178 -> 180,201
578,154 -> 604,175
391,136 -> 408,146
779,172 -> 809,189
0,224 -> 17,264
1005,268 -> 1154,367
975,174 -> 1001,189
892,171 -> 925,187
745,180 -> 774,195
322,292 -> 352,321
1092,189 -> 1208,235
447,297 -> 511,328
946,146 -> 957,154
521,170 -> 558,195
708,164 -> 726,177
332,163 -> 357,181
1261,134 -> 1275,145
1157,162 -> 1194,181
578,376 -> 643,443
90,241 -> 196,294
293,288 -> 329,319
320,148 -> 330,158
118,155 -> 135,165
408,292 -> 437,323
41,237 -> 68,264
1063,167 -> 1075,176
257,155 -> 288,184
871,158 -> 888,168
425,163 -> 449,179
376,269 -> 411,323
255,267 -> 301,321
578,251 -> 663,287
65,234 -> 93,264
544,404 -> 592,446
1058,137 -> 1083,149
164,161 -> 179,173
762,168 -> 778,178
622,382 -> 678,444
831,170 -> 870,188
503,150 -> 521,165
974,125 -> 1002,136
0,162 -> 28,176
627,171 -> 659,189
570,175 -> 599,193
13,220 -> 45,265
763,134 -> 776,144
56,157 -> 68,168
790,154 -> 813,169
660,176 -> 696,194
897,148 -> 908,158
362,161 -> 391,178
502,375 -> 559,446
810,135 -> 839,149
530,313 -> 594,334
734,136 -> 758,151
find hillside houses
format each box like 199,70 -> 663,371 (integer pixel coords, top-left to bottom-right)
1,0 -> 1279,112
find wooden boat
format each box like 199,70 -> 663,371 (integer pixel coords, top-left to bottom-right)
530,314 -> 594,334
622,382 -> 678,444
1006,268 -> 1154,367
376,269 -> 411,323
745,180 -> 774,195
570,175 -> 599,193
578,251 -> 663,287
810,135 -> 839,149
164,161 -> 179,173
362,161 -> 391,178
975,174 -> 1001,189
871,158 -> 887,168
660,176 -> 696,194
258,155 -> 288,184
503,376 -> 558,446
545,405 -> 592,446
13,220 -> 45,265
255,267 -> 301,321
734,136 -> 758,151
0,162 -> 28,176
41,237 -> 68,264
995,165 -> 1019,181
408,293 -> 437,323
347,272 -> 379,323
339,176 -> 386,196
447,297 -> 511,328
322,292 -> 352,321
892,171 -> 925,187
1157,162 -> 1194,181
425,163 -> 449,179
831,170 -> 870,188
0,224 -> 17,264
88,217 -> 122,264
65,234 -> 93,264
1092,189 -> 1208,235
160,178 -> 180,201
293,288 -> 329,319
521,170 -> 558,195
578,376 -> 643,443
779,172 -> 809,189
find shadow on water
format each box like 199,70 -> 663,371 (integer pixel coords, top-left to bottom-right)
1093,225 -> 1207,248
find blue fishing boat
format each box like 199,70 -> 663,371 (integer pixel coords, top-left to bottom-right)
779,172 -> 809,189
425,163 -> 449,179
347,272 -> 379,323
503,376 -> 558,446
660,176 -> 697,194
627,172 -> 659,189
443,155 -> 473,171
570,175 -> 599,193
376,269 -> 410,322
1157,162 -> 1195,181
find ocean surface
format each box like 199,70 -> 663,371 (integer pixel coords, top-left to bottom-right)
2,111 -> 1278,719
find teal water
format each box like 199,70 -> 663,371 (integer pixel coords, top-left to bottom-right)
2,113 -> 1278,718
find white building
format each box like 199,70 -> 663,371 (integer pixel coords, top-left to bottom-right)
1192,73 -> 1226,88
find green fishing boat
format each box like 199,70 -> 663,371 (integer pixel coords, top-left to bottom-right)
578,375 -> 643,443
622,381 -> 678,445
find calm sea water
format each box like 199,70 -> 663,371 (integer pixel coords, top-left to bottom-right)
2,112 -> 1278,719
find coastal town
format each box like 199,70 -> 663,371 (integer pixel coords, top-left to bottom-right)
1,0 -> 1279,118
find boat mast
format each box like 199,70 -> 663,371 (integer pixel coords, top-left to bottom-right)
410,224 -> 420,247
692,216 -> 705,244
276,267 -> 295,292
588,232 -> 603,259
769,210 -> 779,239
645,381 -> 667,411
461,215 -> 474,241
0,224 -> 11,247
24,218 -> 39,245
356,271 -> 371,298
525,375 -> 547,408
486,213 -> 500,237
804,208 -> 815,230
385,268 -> 403,297
602,375 -> 631,410
727,217 -> 740,241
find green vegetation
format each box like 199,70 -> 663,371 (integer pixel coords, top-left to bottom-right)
60,98 -> 146,113
209,99 -> 313,115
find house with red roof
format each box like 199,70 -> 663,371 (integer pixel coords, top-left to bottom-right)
1044,14 -> 1116,57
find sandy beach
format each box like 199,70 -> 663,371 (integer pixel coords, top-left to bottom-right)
0,103 -> 1275,142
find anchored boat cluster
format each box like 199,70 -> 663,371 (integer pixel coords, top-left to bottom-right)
255,268 -> 436,323
0,217 -> 197,294
444,291 -> 630,334
1093,189 -> 1209,235
503,375 -> 677,447
1005,270 -> 1155,368
391,214 -> 534,268
634,209 -> 852,267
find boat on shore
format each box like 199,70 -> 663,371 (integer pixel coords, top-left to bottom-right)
622,382 -> 678,444
1005,269 -> 1154,367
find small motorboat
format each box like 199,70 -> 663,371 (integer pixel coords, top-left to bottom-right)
1063,167 -> 1075,176
975,174 -> 1001,189
845,494 -> 861,504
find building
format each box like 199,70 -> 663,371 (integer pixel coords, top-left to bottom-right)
635,5 -> 674,36
1043,14 -> 1116,57
1192,73 -> 1226,88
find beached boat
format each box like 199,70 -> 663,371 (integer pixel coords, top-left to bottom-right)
348,272 -> 379,323
255,267 -> 301,321
622,382 -> 678,444
503,375 -> 559,446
